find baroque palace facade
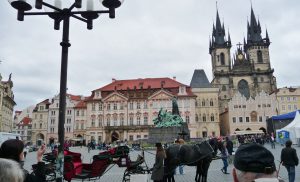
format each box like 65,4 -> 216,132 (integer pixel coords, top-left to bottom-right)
85,78 -> 196,144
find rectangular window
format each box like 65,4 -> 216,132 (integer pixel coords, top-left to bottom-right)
232,117 -> 236,123
81,110 -> 84,116
98,103 -> 103,111
293,97 -> 297,101
239,117 -> 243,123
137,117 -> 141,125
246,117 -> 250,122
76,110 -> 80,116
288,105 -> 291,110
129,102 -> 134,110
259,116 -> 263,122
120,103 -> 124,110
294,105 -> 298,110
282,105 -> 286,110
281,97 -> 284,101
137,135 -> 141,139
35,114 -> 37,119
113,103 -> 117,110
129,135 -> 134,141
144,101 -> 148,109
137,102 -> 141,109
81,123 -> 84,129
107,103 -> 111,110
120,117 -> 124,126
144,135 -> 148,139
39,106 -> 44,111
92,103 -> 95,111
92,119 -> 95,127
129,117 -> 134,126
40,114 -> 43,119
185,116 -> 190,123
144,116 -> 148,125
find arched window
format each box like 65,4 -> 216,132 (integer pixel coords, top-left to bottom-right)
202,99 -> 205,106
203,114 -> 206,122
210,114 -> 215,122
195,114 -> 199,122
222,85 -> 226,91
257,50 -> 263,63
220,53 -> 225,65
210,99 -> 214,106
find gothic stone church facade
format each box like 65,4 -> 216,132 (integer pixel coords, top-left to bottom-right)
210,8 -> 277,113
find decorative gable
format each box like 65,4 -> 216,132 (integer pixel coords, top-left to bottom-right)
149,90 -> 174,100
103,92 -> 128,102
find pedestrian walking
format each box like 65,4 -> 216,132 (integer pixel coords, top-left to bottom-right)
225,137 -> 234,164
23,145 -> 29,159
281,140 -> 299,182
151,143 -> 166,182
271,134 -> 276,149
219,137 -> 229,174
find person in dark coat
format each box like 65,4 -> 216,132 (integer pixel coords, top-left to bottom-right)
225,137 -> 234,164
281,140 -> 299,182
0,139 -> 46,182
151,143 -> 166,182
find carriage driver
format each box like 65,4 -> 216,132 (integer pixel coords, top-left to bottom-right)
233,143 -> 284,182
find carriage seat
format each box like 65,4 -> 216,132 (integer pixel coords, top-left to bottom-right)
64,150 -> 82,175
74,154 -> 110,180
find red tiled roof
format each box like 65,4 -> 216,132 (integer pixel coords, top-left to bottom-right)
75,100 -> 87,108
67,94 -> 83,101
17,117 -> 32,126
95,78 -> 187,92
37,99 -> 51,105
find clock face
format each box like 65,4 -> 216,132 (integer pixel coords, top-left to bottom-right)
237,54 -> 243,60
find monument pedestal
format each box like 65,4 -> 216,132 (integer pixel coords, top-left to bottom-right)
148,123 -> 190,144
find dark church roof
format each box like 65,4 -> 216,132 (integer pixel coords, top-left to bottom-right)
190,69 -> 211,88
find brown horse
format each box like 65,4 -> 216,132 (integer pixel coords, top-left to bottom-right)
164,140 -> 214,182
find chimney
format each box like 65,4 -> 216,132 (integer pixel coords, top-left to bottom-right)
112,78 -> 116,82
173,76 -> 176,80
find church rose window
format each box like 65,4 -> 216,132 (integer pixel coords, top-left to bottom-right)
238,79 -> 250,99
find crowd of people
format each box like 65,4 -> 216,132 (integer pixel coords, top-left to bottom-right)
0,135 -> 299,182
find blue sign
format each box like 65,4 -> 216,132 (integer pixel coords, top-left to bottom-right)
278,130 -> 290,139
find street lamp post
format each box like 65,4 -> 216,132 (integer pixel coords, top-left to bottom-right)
8,0 -> 123,181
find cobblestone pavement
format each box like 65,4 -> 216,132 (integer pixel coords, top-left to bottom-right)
24,143 -> 300,181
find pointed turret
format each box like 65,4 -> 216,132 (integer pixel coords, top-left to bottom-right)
213,9 -> 226,45
247,7 -> 262,43
245,6 -> 270,50
210,8 -> 231,53
265,29 -> 270,45
228,30 -> 231,46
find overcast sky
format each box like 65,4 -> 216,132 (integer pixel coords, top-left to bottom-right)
0,0 -> 299,111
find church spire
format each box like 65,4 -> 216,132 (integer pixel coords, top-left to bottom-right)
213,9 -> 225,45
210,6 -> 231,53
247,6 -> 262,43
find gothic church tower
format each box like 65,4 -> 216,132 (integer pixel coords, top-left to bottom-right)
210,9 -> 232,111
210,7 -> 277,112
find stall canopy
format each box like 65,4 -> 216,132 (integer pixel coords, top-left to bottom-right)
272,110 -> 300,121
276,111 -> 300,144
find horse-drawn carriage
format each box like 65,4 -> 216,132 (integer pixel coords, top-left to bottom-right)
40,145 -> 151,182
